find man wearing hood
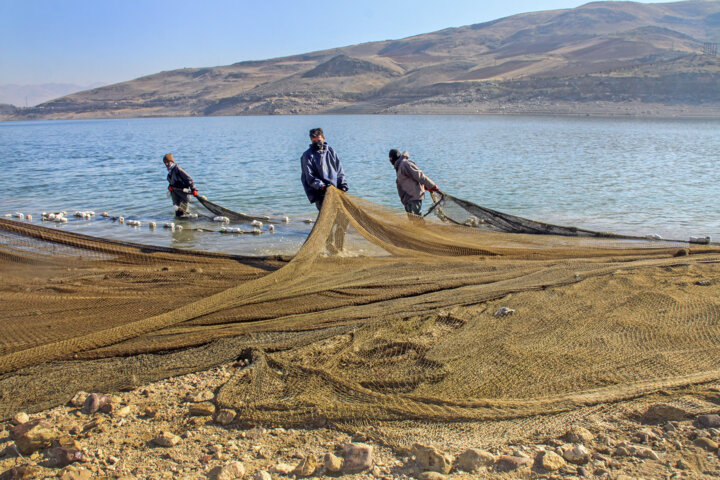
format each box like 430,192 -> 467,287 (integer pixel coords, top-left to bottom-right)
389,149 -> 440,216
300,128 -> 349,211
163,153 -> 197,217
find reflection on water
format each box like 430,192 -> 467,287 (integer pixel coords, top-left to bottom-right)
2,115 -> 719,254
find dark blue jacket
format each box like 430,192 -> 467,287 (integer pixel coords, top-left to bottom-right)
300,143 -> 348,203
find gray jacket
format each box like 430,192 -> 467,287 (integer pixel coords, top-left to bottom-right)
167,163 -> 195,205
394,153 -> 436,205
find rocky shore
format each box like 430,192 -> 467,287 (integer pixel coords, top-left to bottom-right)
2,359 -> 720,480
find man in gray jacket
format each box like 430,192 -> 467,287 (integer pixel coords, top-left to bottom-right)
163,153 -> 197,217
389,149 -> 440,216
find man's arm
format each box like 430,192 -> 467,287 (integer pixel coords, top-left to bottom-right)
301,153 -> 326,191
176,166 -> 196,190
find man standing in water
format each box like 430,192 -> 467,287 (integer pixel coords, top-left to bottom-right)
300,128 -> 349,253
163,153 -> 198,217
389,149 -> 440,216
300,128 -> 349,211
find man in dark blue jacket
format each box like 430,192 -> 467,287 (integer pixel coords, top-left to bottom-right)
300,128 -> 349,211
163,153 -> 197,217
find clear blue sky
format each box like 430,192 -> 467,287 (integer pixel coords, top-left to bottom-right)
0,0 -> 675,86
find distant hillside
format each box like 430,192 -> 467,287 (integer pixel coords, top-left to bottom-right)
6,0 -> 720,120
0,83 -> 105,108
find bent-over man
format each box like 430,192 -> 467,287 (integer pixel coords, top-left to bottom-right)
389,149 -> 439,216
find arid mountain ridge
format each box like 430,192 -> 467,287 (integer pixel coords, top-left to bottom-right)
6,0 -> 720,120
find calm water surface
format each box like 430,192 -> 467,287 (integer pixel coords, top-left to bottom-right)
1,115 -> 718,255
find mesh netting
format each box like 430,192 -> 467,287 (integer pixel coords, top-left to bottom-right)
197,196 -> 280,223
2,188 -> 720,444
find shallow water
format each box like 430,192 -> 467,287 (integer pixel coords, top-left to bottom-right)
2,114 -> 719,255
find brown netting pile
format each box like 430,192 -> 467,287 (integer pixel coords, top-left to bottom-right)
2,187 -> 720,445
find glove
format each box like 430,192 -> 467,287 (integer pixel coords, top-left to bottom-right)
182,188 -> 191,193
319,185 -> 327,191
192,189 -> 198,197
168,185 -> 174,192
427,185 -> 440,193
339,185 -> 348,192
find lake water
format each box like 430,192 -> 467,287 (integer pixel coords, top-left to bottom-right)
1,114 -> 719,255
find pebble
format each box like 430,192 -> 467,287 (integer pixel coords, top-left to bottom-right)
418,472 -> 447,480
69,391 -> 89,408
48,446 -> 83,467
324,452 -> 344,474
186,390 -> 214,402
411,443 -> 453,474
563,444 -> 591,464
214,408 -> 237,425
152,431 -> 181,447
693,437 -> 718,452
209,461 -> 245,480
456,448 -> 495,472
493,455 -> 532,473
188,402 -> 215,416
252,471 -> 272,480
636,447 -> 659,460
564,426 -> 594,444
343,442 -> 374,473
271,463 -> 294,475
292,454 -> 318,477
10,419 -> 58,454
696,414 -> 720,428
536,450 -> 566,471
83,393 -> 110,414
11,412 -> 30,425
60,466 -> 92,480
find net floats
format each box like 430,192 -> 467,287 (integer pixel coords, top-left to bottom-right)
303,218 -> 314,224
251,220 -> 263,228
689,236 -> 711,245
213,216 -> 230,223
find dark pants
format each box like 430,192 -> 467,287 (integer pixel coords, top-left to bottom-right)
403,200 -> 422,216
171,190 -> 190,215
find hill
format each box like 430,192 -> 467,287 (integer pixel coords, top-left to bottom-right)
6,0 -> 720,120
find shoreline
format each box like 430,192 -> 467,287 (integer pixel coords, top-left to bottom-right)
2,361 -> 720,479
3,102 -> 720,122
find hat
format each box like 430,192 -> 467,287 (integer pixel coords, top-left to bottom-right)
389,149 -> 401,162
163,153 -> 174,163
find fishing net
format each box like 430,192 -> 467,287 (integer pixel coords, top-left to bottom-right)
196,195 -> 280,223
2,187 -> 720,446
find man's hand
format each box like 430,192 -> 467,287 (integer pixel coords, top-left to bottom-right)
168,185 -> 174,192
182,188 -> 191,193
339,185 -> 348,192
